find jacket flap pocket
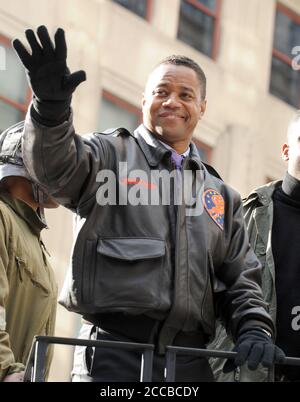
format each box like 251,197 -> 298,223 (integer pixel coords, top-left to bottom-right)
97,238 -> 165,261
15,256 -> 50,294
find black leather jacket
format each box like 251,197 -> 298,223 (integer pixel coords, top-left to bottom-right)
23,113 -> 274,351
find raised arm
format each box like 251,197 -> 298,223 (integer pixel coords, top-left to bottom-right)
13,27 -> 108,211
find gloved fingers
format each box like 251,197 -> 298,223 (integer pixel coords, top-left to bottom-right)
54,28 -> 67,61
234,343 -> 252,367
260,344 -> 275,368
12,39 -> 32,69
247,343 -> 264,370
37,25 -> 55,58
64,70 -> 87,91
25,29 -> 43,57
274,346 -> 286,365
261,345 -> 285,368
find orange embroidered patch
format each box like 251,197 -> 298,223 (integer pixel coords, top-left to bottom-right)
203,189 -> 225,230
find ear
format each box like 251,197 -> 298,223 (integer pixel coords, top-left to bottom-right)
142,93 -> 146,108
199,100 -> 207,120
282,143 -> 289,162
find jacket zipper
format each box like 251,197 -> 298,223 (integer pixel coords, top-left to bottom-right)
172,161 -> 189,329
157,163 -> 189,352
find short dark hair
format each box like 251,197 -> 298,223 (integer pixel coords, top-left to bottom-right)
157,55 -> 207,100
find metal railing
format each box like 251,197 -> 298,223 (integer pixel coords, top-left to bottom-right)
165,346 -> 300,382
24,336 -> 154,382
24,335 -> 300,382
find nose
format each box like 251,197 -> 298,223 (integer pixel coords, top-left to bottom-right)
162,93 -> 181,108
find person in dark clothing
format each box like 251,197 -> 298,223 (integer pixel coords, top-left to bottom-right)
272,111 -> 300,382
12,26 -> 284,382
210,110 -> 300,382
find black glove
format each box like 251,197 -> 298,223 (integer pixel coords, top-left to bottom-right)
12,25 -> 86,126
223,329 -> 285,373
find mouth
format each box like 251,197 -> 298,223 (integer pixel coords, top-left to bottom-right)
159,112 -> 186,120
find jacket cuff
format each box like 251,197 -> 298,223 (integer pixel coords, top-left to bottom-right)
31,96 -> 71,127
237,319 -> 275,340
0,363 -> 25,382
25,102 -> 74,130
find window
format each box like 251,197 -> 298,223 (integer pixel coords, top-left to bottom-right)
0,35 -> 29,132
98,90 -> 141,133
270,3 -> 300,108
193,138 -> 212,163
177,0 -> 221,59
111,0 -> 153,20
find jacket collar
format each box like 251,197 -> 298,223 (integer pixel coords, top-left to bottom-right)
282,171 -> 300,201
0,191 -> 46,235
243,180 -> 282,207
187,141 -> 203,170
133,124 -> 203,170
133,125 -> 171,167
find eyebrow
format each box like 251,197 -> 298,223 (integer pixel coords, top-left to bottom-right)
181,86 -> 195,94
155,82 -> 196,94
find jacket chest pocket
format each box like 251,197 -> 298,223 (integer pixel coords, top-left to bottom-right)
15,256 -> 50,294
83,238 -> 166,311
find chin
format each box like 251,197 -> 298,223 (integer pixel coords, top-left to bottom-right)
161,131 -> 186,142
154,126 -> 182,139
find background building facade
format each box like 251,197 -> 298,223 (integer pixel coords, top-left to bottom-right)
0,0 -> 299,380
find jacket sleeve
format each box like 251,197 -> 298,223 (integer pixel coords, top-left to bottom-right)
22,107 -> 111,213
216,191 -> 274,341
242,194 -> 259,247
0,211 -> 24,381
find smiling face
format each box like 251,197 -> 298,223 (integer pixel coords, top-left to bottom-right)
142,64 -> 206,150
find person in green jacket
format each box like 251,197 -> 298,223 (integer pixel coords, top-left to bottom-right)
0,122 -> 58,382
210,110 -> 300,382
